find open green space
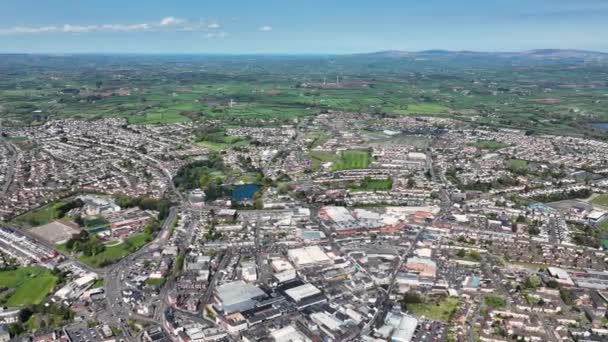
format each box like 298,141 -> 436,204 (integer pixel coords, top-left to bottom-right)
592,194 -> 608,207
0,267 -> 58,306
309,151 -> 341,171
392,103 -> 450,115
305,131 -> 332,148
484,295 -> 506,309
145,277 -> 166,286
13,201 -> 68,227
350,178 -> 393,191
332,150 -> 371,171
470,140 -> 509,150
2,54 -> 608,139
79,232 -> 152,268
407,297 -> 460,322
507,159 -> 528,170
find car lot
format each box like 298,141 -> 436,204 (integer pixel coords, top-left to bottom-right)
414,320 -> 447,342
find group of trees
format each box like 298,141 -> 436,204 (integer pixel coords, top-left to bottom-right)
114,195 -> 171,220
173,153 -> 225,189
64,230 -> 106,257
531,188 -> 592,203
56,199 -> 85,218
455,248 -> 481,261
7,302 -> 74,337
173,153 -> 232,201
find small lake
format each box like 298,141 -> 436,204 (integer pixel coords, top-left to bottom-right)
232,184 -> 261,202
591,122 -> 608,130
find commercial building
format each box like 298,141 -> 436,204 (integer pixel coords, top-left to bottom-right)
213,281 -> 266,314
284,283 -> 326,309
287,246 -> 331,268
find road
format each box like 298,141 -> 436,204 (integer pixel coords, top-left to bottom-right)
364,225 -> 427,332
0,136 -> 18,197
104,206 -> 179,341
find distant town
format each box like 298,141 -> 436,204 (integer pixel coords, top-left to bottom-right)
1,102 -> 608,342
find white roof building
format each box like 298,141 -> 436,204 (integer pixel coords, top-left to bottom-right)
287,246 -> 331,268
285,283 -> 321,302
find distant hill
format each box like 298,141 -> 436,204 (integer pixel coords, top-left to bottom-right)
357,49 -> 608,60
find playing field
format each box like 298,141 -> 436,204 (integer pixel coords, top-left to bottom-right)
13,200 -> 68,227
471,140 -> 509,150
332,151 -> 371,171
351,178 -> 393,191
0,267 -> 58,306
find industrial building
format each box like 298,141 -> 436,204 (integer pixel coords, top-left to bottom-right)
213,281 -> 266,314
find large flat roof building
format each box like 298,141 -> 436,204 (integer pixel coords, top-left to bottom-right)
213,280 -> 266,314
287,246 -> 331,268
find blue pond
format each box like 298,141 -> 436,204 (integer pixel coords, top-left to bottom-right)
232,184 -> 261,202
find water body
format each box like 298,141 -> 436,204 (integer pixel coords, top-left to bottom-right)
591,122 -> 608,130
232,184 -> 261,202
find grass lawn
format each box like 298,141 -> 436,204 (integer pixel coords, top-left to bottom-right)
592,194 -> 608,207
507,159 -> 528,170
470,140 -> 509,151
7,274 -> 57,306
195,133 -> 250,151
126,110 -> 190,125
350,178 -> 393,191
484,295 -> 506,309
0,267 -> 58,306
408,297 -> 460,322
309,151 -> 340,170
306,131 -> 332,148
80,232 -> 152,268
196,140 -> 229,150
145,277 -> 166,286
332,150 -> 371,171
13,200 -> 68,226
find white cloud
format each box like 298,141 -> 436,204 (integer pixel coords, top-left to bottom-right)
0,18 -> 219,35
259,25 -> 273,32
160,16 -> 184,26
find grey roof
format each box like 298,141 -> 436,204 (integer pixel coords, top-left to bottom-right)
215,280 -> 265,307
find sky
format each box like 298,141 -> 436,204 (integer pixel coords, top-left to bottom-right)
0,0 -> 607,54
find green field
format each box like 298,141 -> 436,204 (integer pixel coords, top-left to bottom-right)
350,178 -> 393,191
392,103 -> 450,115
484,295 -> 506,309
309,151 -> 340,170
332,150 -> 371,171
471,140 -> 509,150
507,159 -> 528,170
0,267 -> 58,306
13,200 -> 68,226
79,232 -> 151,267
592,194 -> 608,207
3,54 -> 608,140
145,277 -> 166,286
408,297 -> 460,322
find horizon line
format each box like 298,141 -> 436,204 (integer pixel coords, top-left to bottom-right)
0,48 -> 607,56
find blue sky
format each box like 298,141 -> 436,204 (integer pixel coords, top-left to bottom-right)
0,0 -> 607,54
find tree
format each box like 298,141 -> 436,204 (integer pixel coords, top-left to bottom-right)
456,249 -> 466,258
401,291 -> 423,305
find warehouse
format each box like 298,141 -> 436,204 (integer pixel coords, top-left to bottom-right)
213,281 -> 266,314
284,283 -> 326,309
287,246 -> 331,268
